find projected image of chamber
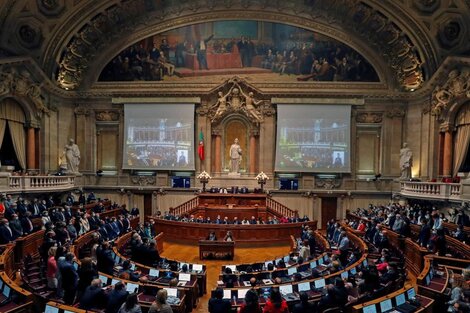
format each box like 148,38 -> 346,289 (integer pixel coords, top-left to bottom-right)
123,104 -> 195,170
275,104 -> 351,173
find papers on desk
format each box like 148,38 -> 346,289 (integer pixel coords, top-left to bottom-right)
237,289 -> 249,299
217,280 -> 224,285
165,288 -> 178,298
177,281 -> 186,287
178,273 -> 191,281
192,264 -> 203,272
262,279 -> 273,285
223,290 -> 231,299
243,281 -> 252,287
149,269 -> 159,277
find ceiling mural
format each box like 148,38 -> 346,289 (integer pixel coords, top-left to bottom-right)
98,21 -> 379,83
0,0 -> 468,93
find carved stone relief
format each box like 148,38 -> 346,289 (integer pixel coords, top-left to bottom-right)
431,67 -> 470,117
315,178 -> 342,189
207,77 -> 273,126
131,176 -> 156,186
0,66 -> 50,116
36,0 -> 65,16
355,112 -> 383,123
386,107 -> 406,118
95,110 -> 120,121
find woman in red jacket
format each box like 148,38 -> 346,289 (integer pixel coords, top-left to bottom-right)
263,288 -> 289,313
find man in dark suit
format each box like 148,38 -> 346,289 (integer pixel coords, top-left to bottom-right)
79,278 -> 108,310
61,252 -> 79,305
20,212 -> 34,235
418,219 -> 431,247
28,198 -> 41,217
105,282 -> 128,313
196,34 -> 214,70
16,198 -> 27,217
208,287 -> 231,313
380,262 -> 399,284
0,218 -> 13,244
97,241 -> 115,275
9,214 -> 23,239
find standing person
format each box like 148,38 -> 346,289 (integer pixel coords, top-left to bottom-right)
61,252 -> 79,305
230,138 -> 242,173
208,287 -> 231,313
196,34 -> 214,70
263,288 -> 289,313
46,247 -> 58,290
78,257 -> 98,297
149,289 -> 173,313
240,289 -> 262,313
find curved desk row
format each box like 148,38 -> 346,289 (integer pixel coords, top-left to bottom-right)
152,219 -> 317,244
0,244 -> 34,313
73,233 -> 189,312
218,231 -> 329,281
346,212 -> 430,276
217,228 -> 368,291
352,284 -> 434,313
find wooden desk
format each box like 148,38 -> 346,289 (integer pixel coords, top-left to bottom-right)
14,230 -> 45,264
199,240 -> 234,260
45,301 -> 86,313
198,193 -> 267,207
154,220 -> 317,244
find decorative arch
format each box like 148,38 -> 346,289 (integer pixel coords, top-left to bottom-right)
51,1 -> 432,91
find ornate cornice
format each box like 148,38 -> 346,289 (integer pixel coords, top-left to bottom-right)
431,67 -> 470,118
355,112 -> 383,123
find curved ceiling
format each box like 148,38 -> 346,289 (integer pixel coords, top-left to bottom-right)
0,0 -> 469,92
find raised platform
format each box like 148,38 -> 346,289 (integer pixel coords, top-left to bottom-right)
154,220 -> 317,244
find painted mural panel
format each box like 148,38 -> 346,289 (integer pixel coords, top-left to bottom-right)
99,20 -> 379,82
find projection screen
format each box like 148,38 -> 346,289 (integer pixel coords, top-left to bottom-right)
275,104 -> 351,173
123,103 -> 195,170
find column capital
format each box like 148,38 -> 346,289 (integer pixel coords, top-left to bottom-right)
439,122 -> 455,132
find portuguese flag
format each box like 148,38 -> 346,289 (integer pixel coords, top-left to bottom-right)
198,130 -> 205,161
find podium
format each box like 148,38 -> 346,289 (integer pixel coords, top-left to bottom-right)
199,240 -> 235,260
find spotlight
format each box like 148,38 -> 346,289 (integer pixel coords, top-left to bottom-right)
96,170 -> 103,177
373,173 -> 382,182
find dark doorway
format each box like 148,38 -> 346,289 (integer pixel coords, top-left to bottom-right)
0,125 -> 20,170
321,197 -> 337,230
144,193 -> 153,218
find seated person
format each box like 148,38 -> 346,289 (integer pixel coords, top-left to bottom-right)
207,231 -> 217,241
379,262 -> 398,284
224,231 -> 234,242
208,287 -> 232,313
80,278 -> 108,310
105,282 -> 129,313
119,260 -> 140,282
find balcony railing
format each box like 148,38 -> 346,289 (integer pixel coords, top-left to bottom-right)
400,181 -> 462,201
2,175 -> 76,193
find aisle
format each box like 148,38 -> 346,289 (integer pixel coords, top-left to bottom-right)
161,240 -> 291,313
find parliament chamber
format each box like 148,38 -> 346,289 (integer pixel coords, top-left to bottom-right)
0,0 -> 470,312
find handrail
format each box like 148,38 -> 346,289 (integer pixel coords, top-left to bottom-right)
169,196 -> 199,217
266,198 -> 298,217
400,181 -> 462,201
6,175 -> 76,192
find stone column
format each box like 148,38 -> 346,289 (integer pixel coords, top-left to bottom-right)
26,127 -> 35,171
443,129 -> 453,177
249,129 -> 259,174
214,129 -> 222,173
